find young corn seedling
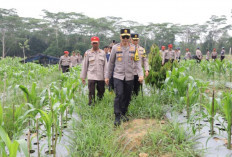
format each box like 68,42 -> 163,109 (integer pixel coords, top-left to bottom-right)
222,91 -> 232,149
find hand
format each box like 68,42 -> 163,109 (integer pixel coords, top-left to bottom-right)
82,79 -> 86,85
105,78 -> 109,85
138,76 -> 143,84
145,71 -> 149,77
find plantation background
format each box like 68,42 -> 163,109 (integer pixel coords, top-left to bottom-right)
0,8 -> 232,58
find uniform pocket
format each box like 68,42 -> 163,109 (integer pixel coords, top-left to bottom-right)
99,56 -> 105,65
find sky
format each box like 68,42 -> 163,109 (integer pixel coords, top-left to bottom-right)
1,0 -> 232,25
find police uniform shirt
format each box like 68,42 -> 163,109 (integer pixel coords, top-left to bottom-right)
106,43 -> 143,81
80,49 -> 107,81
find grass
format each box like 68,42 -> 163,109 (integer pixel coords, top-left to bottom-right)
69,88 -> 199,157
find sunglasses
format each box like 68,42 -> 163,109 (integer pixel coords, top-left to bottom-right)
122,35 -> 130,39
92,42 -> 98,44
133,39 -> 138,41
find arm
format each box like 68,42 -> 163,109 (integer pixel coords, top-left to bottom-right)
135,59 -> 144,83
142,49 -> 149,77
162,51 -> 165,65
105,46 -> 116,85
80,52 -> 89,84
59,57 -> 62,70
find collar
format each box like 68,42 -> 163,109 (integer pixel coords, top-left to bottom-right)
91,48 -> 100,53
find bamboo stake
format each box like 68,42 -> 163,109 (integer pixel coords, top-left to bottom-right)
36,118 -> 40,157
211,90 -> 215,136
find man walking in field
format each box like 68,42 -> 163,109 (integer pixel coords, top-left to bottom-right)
131,33 -> 149,96
80,36 -> 107,106
184,48 -> 191,60
196,47 -> 202,63
105,29 -> 143,126
59,51 -> 71,73
221,47 -> 225,61
70,51 -> 78,67
211,48 -> 217,60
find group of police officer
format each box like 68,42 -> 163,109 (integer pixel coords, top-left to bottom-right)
59,51 -> 82,73
60,29 -> 226,126
80,29 -> 149,126
161,46 -> 226,64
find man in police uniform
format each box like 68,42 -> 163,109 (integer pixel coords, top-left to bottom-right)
221,47 -> 225,61
196,47 -> 202,63
105,29 -> 144,126
70,51 -> 78,67
80,36 -> 107,106
160,46 -> 166,58
184,48 -> 191,60
162,44 -> 175,65
131,33 -> 149,96
59,51 -> 71,73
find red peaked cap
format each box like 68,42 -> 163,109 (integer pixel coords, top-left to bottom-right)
168,44 -> 173,48
161,46 -> 165,50
64,51 -> 69,54
91,36 -> 100,43
213,48 -> 216,50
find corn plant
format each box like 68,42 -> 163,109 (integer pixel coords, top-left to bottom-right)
221,91 -> 232,149
0,105 -> 29,157
201,91 -> 220,136
185,82 -> 199,119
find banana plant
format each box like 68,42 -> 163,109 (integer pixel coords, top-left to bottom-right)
221,91 -> 232,149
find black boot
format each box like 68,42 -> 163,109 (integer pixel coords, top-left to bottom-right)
121,114 -> 129,122
114,114 -> 121,126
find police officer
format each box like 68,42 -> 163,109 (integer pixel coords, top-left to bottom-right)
196,47 -> 202,63
206,49 -> 210,61
184,48 -> 191,60
221,47 -> 225,61
160,46 -> 166,58
59,51 -> 71,73
80,36 -> 107,106
131,33 -> 149,96
70,51 -> 78,67
211,48 -> 217,60
176,48 -> 181,62
105,29 -> 143,126
162,46 -> 170,65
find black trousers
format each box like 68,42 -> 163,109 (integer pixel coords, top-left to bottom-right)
109,76 -> 114,91
164,59 -> 169,65
114,78 -> 133,115
212,56 -> 217,60
221,56 -> 225,61
88,80 -> 105,105
62,65 -> 69,73
196,58 -> 201,63
133,75 -> 140,96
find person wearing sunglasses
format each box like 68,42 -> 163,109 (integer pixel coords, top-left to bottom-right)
131,33 -> 149,96
105,29 -> 144,126
80,36 -> 107,106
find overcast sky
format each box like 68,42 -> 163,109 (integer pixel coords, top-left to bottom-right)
1,0 -> 232,25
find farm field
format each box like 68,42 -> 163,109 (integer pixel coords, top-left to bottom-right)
1,56 -> 232,157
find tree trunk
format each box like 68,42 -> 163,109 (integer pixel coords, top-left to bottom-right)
23,47 -> 25,64
2,32 -> 5,58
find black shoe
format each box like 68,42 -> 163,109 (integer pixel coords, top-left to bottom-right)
121,115 -> 129,122
114,114 -> 121,126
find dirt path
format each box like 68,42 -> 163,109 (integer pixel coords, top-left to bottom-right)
119,119 -> 166,157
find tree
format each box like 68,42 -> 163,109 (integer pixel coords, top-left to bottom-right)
19,39 -> 30,63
